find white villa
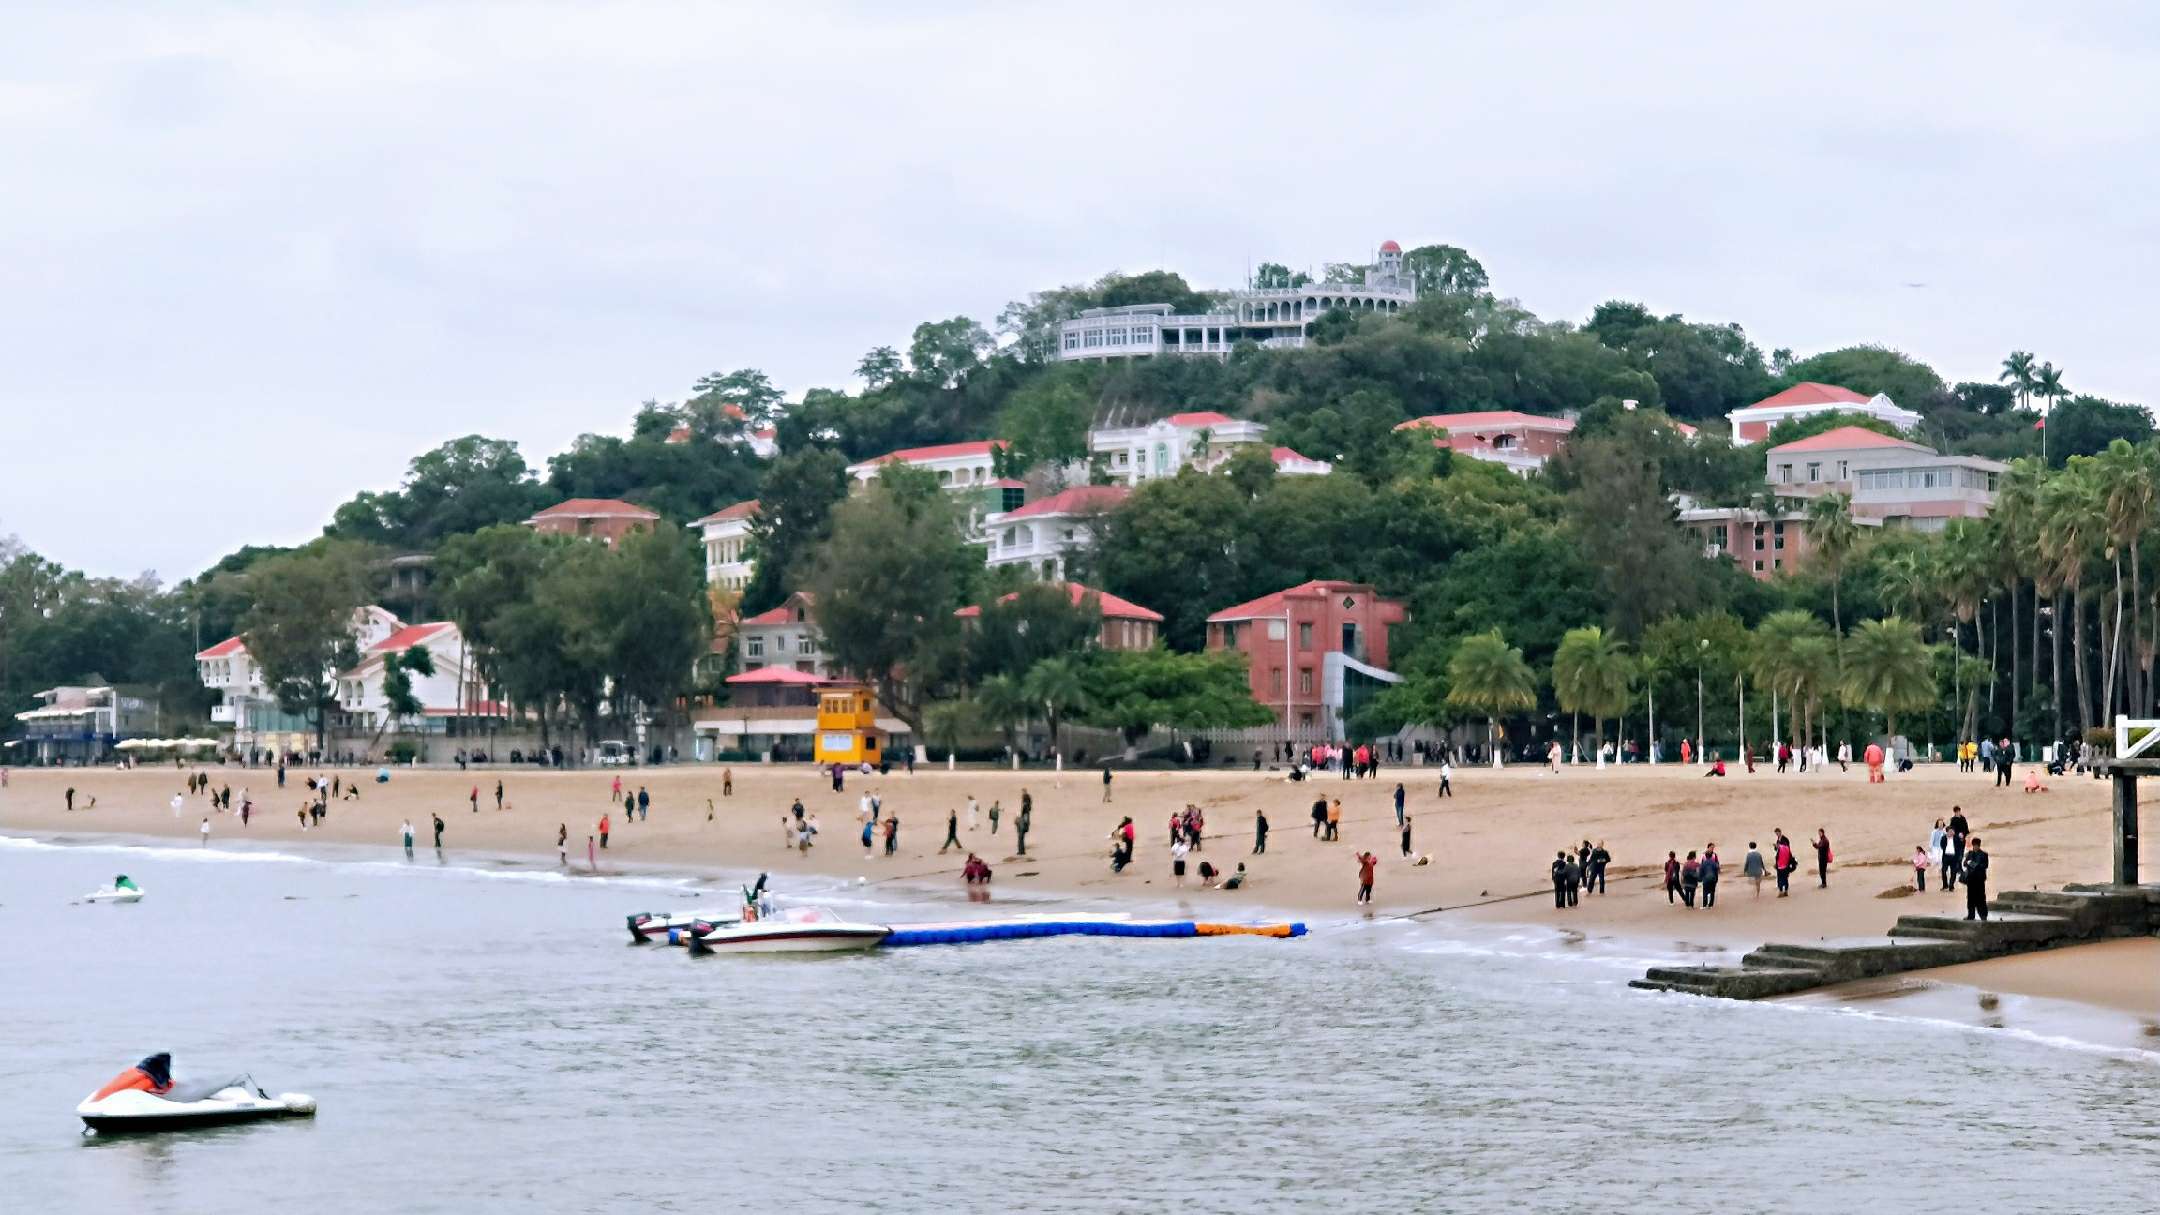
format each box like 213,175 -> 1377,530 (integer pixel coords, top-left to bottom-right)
736,591 -> 829,677
334,621 -> 496,735
1726,382 -> 1922,446
1057,240 -> 1417,361
695,499 -> 759,591
982,484 -> 1129,579
1089,411 -> 1267,484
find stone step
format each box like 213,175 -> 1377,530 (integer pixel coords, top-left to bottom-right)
1642,966 -> 1723,987
1892,924 -> 1979,942
1636,965 -> 1824,999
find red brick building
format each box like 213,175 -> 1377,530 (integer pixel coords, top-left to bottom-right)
525,498 -> 659,547
1206,579 -> 1407,735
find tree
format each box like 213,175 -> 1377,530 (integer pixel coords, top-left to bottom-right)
967,581 -> 1102,682
994,371 -> 1094,481
924,697 -> 987,761
2092,439 -> 2156,719
1752,610 -> 1835,747
2000,351 -> 2037,415
436,524 -> 565,735
741,448 -> 851,614
1091,471 -> 1253,651
1445,630 -> 1536,765
1402,244 -> 1489,296
2038,463 -> 2105,735
856,346 -> 905,391
803,478 -> 978,732
907,317 -> 994,388
1804,493 -> 1862,633
1076,648 -> 1271,756
2034,362 -> 2068,461
1551,626 -> 1632,748
2044,394 -> 2153,465
375,643 -> 436,747
324,435 -> 551,551
972,673 -> 1030,754
1562,434 -> 1717,638
1021,656 -> 1090,754
239,542 -> 380,752
688,368 -> 784,430
1841,617 -> 1936,740
1253,262 -> 1311,290
600,524 -> 711,725
1781,345 -> 1947,415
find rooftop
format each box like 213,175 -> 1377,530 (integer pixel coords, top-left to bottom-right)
1768,426 -> 1933,455
529,498 -> 660,521
367,622 -> 455,655
1735,382 -> 1872,414
857,439 -> 1008,465
1394,411 -> 1576,433
725,667 -> 828,686
994,484 -> 1129,521
694,499 -> 761,526
196,636 -> 246,660
955,581 -> 1164,623
1208,579 -> 1387,623
1166,410 -> 1236,426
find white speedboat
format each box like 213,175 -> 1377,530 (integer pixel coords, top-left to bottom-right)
686,906 -> 890,954
84,886 -> 144,905
627,909 -> 740,945
78,1081 -> 316,1133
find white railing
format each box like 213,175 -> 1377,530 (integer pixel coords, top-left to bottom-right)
2114,715 -> 2160,760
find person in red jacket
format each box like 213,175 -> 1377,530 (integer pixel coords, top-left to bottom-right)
1355,851 -> 1378,905
90,1053 -> 173,1101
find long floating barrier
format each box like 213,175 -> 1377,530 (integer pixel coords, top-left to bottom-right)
881,919 -> 1305,948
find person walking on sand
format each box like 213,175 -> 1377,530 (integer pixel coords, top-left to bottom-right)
1101,764 -> 1113,802
1773,832 -> 1796,897
587,834 -> 596,869
722,767 -> 734,797
401,819 -> 415,858
65,786 -> 75,812
1913,844 -> 1930,891
432,812 -> 445,850
637,787 -> 650,822
1310,795 -> 1327,838
1664,850 -> 1681,903
1253,809 -> 1269,855
200,816 -> 210,846
1961,837 -> 1991,921
1015,801 -> 1031,856
557,823 -> 567,865
598,812 -> 610,850
610,774 -> 622,801
1700,844 -> 1721,908
1437,760 -> 1453,799
967,795 -> 979,832
1326,798 -> 1343,842
1171,838 -> 1190,887
1813,829 -> 1833,887
1563,853 -> 1581,906
1356,850 -> 1379,904
1743,842 -> 1765,897
170,792 -> 183,819
470,785 -> 479,814
988,799 -> 1001,835
940,807 -> 962,853
494,780 -> 504,811
1393,782 -> 1406,827
1680,851 -> 1700,907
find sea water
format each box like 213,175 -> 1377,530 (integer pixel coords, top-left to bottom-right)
1,832 -> 2155,1212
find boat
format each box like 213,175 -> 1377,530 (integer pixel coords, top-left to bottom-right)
78,1079 -> 316,1133
627,909 -> 740,945
83,886 -> 144,905
685,905 -> 891,954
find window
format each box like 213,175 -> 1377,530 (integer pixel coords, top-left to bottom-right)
1298,622 -> 1313,649
1266,620 -> 1286,641
1492,433 -> 1517,450
1806,462 -> 1821,483
1753,560 -> 1765,572
1271,668 -> 1284,694
747,637 -> 765,658
1084,329 -> 1102,348
1220,623 -> 1238,648
1299,668 -> 1314,695
1710,524 -> 1729,548
1836,460 -> 1849,480
1107,327 -> 1126,346
1063,332 -> 1080,351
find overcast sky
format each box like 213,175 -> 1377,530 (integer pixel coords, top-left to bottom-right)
6,3 -> 2158,582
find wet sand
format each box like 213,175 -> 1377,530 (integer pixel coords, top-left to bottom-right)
1,760 -> 2133,950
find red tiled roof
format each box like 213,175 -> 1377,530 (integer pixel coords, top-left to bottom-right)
196,636 -> 246,660
1271,446 -> 1324,465
1166,411 -> 1235,426
989,478 -> 1027,490
1394,411 -> 1574,433
1768,426 -> 1930,454
1379,240 -> 1401,254
740,606 -> 792,627
369,622 -> 454,655
859,439 -> 1007,465
725,667 -> 827,685
424,700 -> 510,717
955,582 -> 1164,623
1207,579 -> 1379,623
1735,382 -> 1870,413
694,499 -> 760,526
995,484 -> 1129,521
529,498 -> 660,521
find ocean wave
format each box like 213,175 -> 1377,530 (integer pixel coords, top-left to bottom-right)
1746,988 -> 2160,1067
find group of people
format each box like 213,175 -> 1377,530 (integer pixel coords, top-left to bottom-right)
1913,807 -> 1994,919
1547,840 -> 1612,907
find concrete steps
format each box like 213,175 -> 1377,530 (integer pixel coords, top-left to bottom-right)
1630,965 -> 1826,999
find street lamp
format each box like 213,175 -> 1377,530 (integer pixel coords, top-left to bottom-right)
1696,638 -> 1708,762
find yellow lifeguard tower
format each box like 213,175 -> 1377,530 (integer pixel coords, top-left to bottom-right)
814,685 -> 883,765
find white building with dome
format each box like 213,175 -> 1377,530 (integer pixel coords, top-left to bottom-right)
1056,240 -> 1417,361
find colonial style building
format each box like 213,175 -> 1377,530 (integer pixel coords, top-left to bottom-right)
12,684 -> 159,765
1056,240 -> 1417,361
334,621 -> 498,736
1766,426 -> 2004,531
1395,410 -> 1576,475
525,498 -> 660,547
695,499 -> 759,590
1725,383 -> 1922,445
982,485 -> 1128,579
736,591 -> 828,677
846,439 -> 1012,492
1205,579 -> 1407,738
198,605 -> 405,752
1089,411 -> 1268,484
955,582 -> 1164,651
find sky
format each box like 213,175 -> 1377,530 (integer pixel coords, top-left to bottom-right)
5,3 -> 2159,582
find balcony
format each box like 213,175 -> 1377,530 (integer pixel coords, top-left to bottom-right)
210,704 -> 239,724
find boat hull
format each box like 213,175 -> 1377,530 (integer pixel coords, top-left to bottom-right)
79,1090 -> 316,1134
84,890 -> 143,904
687,926 -> 890,954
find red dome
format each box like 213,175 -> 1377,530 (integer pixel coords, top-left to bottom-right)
1379,240 -> 1401,253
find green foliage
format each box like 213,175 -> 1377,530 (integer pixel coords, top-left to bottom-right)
1762,410 -> 1907,448
1780,345 -> 1947,413
741,448 -> 850,614
1841,616 -> 1937,735
1402,244 -> 1488,297
325,436 -> 553,552
1562,433 -> 1722,637
2041,395 -> 2154,467
1077,648 -> 1272,744
966,582 -> 1102,682
546,406 -> 763,525
239,541 -> 382,748
1584,301 -> 1775,420
1551,626 -> 1633,724
994,368 -> 1095,479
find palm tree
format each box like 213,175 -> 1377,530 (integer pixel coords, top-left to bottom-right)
1752,610 -> 1833,747
2092,439 -> 2155,721
1876,546 -> 1934,623
973,673 -> 1030,757
1446,630 -> 1537,767
1841,617 -> 1936,741
924,699 -> 985,765
1991,458 -> 2045,731
2039,464 -> 2105,736
1020,656 -> 1090,757
2034,362 -> 2068,464
1789,633 -> 1841,750
1552,626 -> 1633,750
2000,350 -> 2037,414
1804,493 -> 1861,633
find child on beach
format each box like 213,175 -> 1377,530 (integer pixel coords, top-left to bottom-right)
1355,851 -> 1378,904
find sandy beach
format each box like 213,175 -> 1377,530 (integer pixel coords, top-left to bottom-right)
2,758 -> 2135,943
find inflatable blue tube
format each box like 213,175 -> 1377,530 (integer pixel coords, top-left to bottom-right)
883,919 -> 1203,948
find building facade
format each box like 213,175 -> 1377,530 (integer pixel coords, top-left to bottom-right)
1205,579 -> 1407,737
1396,410 -> 1576,475
525,498 -> 660,547
955,582 -> 1164,651
1726,383 -> 1923,446
198,605 -> 404,752
1089,411 -> 1269,484
1766,426 -> 2004,531
13,684 -> 159,764
737,591 -> 828,677
695,499 -> 759,590
1056,241 -> 1417,361
333,621 -> 497,736
981,485 -> 1128,578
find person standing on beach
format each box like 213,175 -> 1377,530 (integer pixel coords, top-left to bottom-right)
967,795 -> 979,832
1171,838 -> 1189,886
1326,798 -> 1343,841
940,807 -> 962,853
1437,760 -> 1453,799
1679,851 -> 1699,907
1913,845 -> 1931,890
1356,851 -> 1378,905
637,787 -> 650,822
598,812 -> 610,850
1961,837 -> 1990,921
1664,851 -> 1681,902
988,799 -> 1001,834
470,785 -> 479,814
557,823 -> 567,865
1399,815 -> 1413,859
1015,802 -> 1031,856
610,774 -> 622,801
65,787 -> 75,812
170,792 -> 183,819
1393,782 -> 1406,827
1773,832 -> 1796,897
1101,765 -> 1113,802
1253,809 -> 1268,855
1310,795 -> 1327,838
495,780 -> 504,811
1563,853 -> 1581,906
1742,842 -> 1765,896
401,819 -> 414,858
1947,808 -> 1970,888
1553,852 -> 1571,909
1700,844 -> 1721,908
1813,829 -> 1833,887
432,813 -> 445,850
240,796 -> 250,827
883,814 -> 899,857
1588,841 -> 1609,894
200,816 -> 210,846
722,767 -> 733,797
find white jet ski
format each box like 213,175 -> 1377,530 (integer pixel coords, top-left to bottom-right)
84,885 -> 144,905
79,1078 -> 316,1133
